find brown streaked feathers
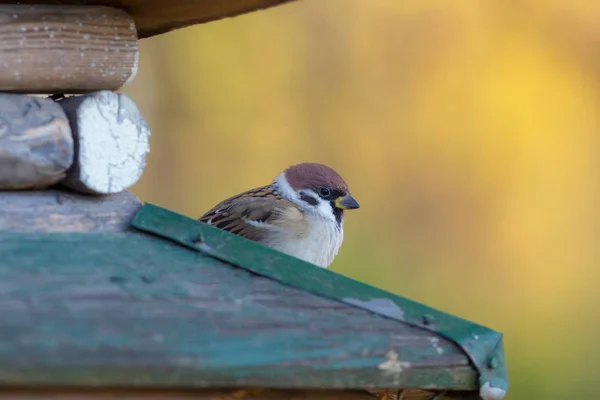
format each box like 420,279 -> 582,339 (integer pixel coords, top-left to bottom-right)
198,185 -> 304,242
197,162 -> 358,268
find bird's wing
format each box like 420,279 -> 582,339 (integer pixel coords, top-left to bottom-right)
198,186 -> 304,242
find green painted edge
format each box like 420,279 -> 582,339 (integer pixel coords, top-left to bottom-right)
130,203 -> 508,395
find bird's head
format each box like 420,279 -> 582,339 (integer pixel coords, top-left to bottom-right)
273,162 -> 360,227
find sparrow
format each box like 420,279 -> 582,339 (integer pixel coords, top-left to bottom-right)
198,162 -> 360,268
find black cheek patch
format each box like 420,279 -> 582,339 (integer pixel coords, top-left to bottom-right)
300,193 -> 319,206
332,203 -> 344,228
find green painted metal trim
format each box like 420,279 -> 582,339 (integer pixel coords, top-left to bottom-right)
131,203 -> 508,398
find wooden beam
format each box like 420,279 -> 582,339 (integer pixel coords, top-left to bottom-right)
0,388 -> 480,400
0,1 -> 297,39
0,5 -> 138,93
0,389 -> 376,400
58,91 -> 150,194
0,94 -> 73,189
0,189 -> 142,232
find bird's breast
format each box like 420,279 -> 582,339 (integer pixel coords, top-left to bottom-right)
262,216 -> 344,268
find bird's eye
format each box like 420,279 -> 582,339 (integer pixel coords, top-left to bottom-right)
319,187 -> 331,197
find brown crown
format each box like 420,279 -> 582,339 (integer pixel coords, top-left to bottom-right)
283,163 -> 349,193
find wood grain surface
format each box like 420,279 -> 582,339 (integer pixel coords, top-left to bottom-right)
0,5 -> 138,93
0,0 -> 296,39
0,230 -> 476,389
0,94 -> 73,189
0,189 -> 142,232
0,388 -> 481,400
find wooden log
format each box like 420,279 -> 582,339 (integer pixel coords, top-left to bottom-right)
0,388 -> 480,400
0,189 -> 142,232
368,389 -> 477,400
0,5 -> 138,94
58,91 -> 150,194
0,0 -> 297,39
0,94 -> 73,189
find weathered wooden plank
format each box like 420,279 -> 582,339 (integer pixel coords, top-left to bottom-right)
133,204 -> 508,398
0,389 -> 376,400
0,232 -> 476,390
0,94 -> 73,189
58,91 -> 150,194
0,5 -> 138,93
368,389 -> 479,400
0,388 -> 481,400
0,1 -> 296,39
0,190 -> 141,232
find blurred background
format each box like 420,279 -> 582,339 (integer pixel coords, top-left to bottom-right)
123,1 -> 600,398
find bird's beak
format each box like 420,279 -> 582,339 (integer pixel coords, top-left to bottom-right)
335,195 -> 360,210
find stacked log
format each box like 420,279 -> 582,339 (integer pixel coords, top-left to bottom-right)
0,4 -> 149,195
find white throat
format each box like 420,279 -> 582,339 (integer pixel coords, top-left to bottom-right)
273,172 -> 300,203
271,172 -> 344,268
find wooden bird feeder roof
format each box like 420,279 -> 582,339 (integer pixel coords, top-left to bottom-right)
0,191 -> 508,399
0,0 -> 296,38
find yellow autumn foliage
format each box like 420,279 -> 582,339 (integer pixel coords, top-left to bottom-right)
125,1 -> 600,398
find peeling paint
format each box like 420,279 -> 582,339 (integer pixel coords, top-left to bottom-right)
59,91 -> 150,194
377,350 -> 411,374
429,337 -> 444,355
342,297 -> 405,320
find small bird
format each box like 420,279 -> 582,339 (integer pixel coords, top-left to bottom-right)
198,162 -> 360,268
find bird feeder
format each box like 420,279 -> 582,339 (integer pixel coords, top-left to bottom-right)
0,1 -> 509,400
